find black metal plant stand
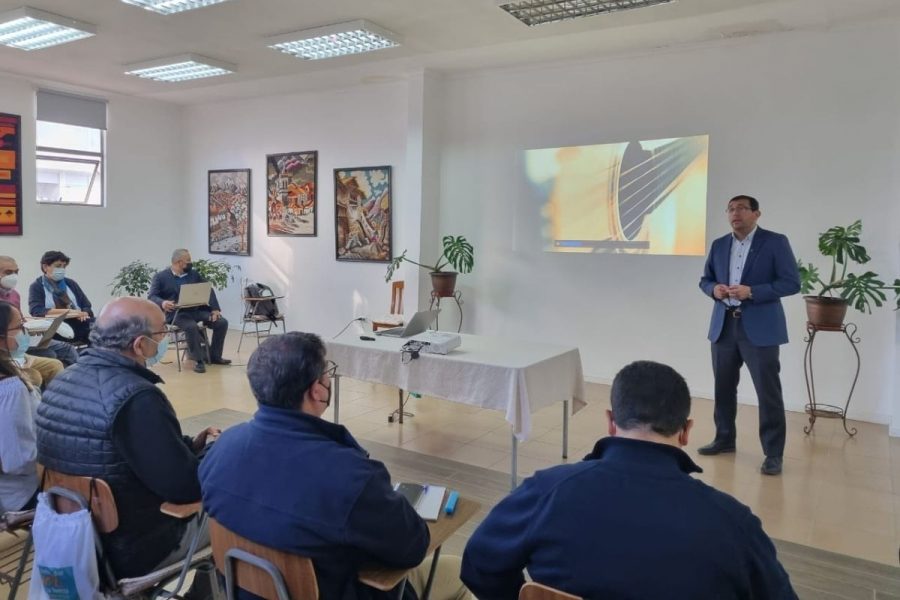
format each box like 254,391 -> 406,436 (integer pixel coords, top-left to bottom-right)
802,322 -> 859,437
429,290 -> 463,333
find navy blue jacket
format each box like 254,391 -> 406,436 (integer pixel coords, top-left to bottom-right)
199,406 -> 430,600
700,227 -> 800,346
148,269 -> 220,319
461,437 -> 796,600
28,276 -> 93,317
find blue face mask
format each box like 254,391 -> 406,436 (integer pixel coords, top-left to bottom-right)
143,335 -> 169,367
11,330 -> 29,361
50,267 -> 66,282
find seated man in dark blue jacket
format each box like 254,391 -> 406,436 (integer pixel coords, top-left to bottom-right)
148,248 -> 230,374
461,360 -> 797,600
200,332 -> 467,600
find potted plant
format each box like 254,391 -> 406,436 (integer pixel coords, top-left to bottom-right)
385,235 -> 474,297
109,260 -> 156,297
194,258 -> 240,290
797,220 -> 900,328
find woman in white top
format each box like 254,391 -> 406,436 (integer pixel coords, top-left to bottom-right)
0,300 -> 40,513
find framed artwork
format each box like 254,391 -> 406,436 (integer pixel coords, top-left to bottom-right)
208,169 -> 251,256
0,113 -> 22,236
266,151 -> 317,236
334,166 -> 392,263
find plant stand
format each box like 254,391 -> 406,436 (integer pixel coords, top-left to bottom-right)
802,322 -> 859,437
429,290 -> 463,333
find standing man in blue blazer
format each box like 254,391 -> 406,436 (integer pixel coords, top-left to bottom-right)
699,195 -> 800,475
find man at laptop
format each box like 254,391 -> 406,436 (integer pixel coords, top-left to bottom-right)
148,249 -> 230,373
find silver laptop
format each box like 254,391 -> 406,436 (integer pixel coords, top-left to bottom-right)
376,309 -> 440,338
177,282 -> 212,308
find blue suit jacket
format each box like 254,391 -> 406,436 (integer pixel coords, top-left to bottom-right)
699,227 -> 800,346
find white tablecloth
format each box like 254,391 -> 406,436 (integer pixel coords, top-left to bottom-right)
326,330 -> 585,440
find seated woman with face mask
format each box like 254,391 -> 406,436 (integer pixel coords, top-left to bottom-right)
0,301 -> 40,513
28,250 -> 95,345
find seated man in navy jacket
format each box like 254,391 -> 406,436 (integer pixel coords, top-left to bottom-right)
199,332 -> 468,600
148,249 -> 230,373
461,361 -> 797,600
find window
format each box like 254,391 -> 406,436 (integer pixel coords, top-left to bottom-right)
35,90 -> 107,206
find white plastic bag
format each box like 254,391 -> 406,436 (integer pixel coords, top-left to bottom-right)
28,492 -> 106,600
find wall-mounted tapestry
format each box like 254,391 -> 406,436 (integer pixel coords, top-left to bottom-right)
266,151 -> 317,236
0,113 -> 22,236
334,166 -> 392,263
208,169 -> 251,256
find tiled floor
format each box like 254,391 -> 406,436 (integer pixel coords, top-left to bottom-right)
159,333 -> 900,568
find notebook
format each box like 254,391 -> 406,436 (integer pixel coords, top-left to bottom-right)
394,483 -> 446,521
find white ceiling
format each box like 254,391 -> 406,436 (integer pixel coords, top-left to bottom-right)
0,0 -> 897,105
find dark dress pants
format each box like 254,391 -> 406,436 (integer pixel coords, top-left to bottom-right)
711,313 -> 786,458
172,309 -> 229,363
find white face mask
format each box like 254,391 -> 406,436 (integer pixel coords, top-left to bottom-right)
0,274 -> 17,290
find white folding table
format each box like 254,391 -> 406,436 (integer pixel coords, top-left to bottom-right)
326,330 -> 586,489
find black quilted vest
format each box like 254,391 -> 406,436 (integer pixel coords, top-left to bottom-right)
36,348 -> 188,579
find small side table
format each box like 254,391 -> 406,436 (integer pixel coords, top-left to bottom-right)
802,321 -> 859,437
429,290 -> 463,333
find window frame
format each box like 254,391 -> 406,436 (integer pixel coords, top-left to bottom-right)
35,120 -> 107,208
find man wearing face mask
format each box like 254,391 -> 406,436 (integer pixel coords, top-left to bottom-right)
28,250 -> 95,345
148,248 -> 230,374
36,297 -> 219,579
0,255 -> 67,386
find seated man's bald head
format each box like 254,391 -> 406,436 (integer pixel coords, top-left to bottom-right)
91,297 -> 165,353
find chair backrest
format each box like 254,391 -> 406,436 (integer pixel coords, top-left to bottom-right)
390,281 -> 404,315
42,469 -> 119,533
519,582 -> 582,600
209,517 -> 318,600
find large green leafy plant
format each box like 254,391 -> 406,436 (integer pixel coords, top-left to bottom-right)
194,258 -> 240,290
385,235 -> 475,282
110,260 -> 155,297
797,220 -> 900,313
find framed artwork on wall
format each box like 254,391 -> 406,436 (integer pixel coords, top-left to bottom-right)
0,113 -> 22,236
208,169 -> 251,256
334,165 -> 392,263
266,150 -> 317,236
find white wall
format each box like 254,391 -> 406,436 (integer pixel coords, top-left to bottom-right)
184,81 -> 414,337
0,73 -> 186,315
437,24 -> 900,424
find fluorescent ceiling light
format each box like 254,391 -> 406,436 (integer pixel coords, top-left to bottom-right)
120,0 -> 232,15
497,0 -> 675,26
266,19 -> 401,61
0,7 -> 95,50
124,53 -> 236,82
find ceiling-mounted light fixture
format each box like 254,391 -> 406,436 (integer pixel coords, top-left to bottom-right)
124,53 -> 236,82
266,19 -> 401,61
497,0 -> 675,26
0,7 -> 95,50
120,0 -> 232,15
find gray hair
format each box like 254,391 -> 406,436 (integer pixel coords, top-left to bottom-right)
90,314 -> 154,351
172,248 -> 190,263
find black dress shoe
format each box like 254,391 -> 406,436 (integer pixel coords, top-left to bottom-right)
697,440 -> 736,456
210,358 -> 232,365
761,456 -> 783,476
193,361 -> 206,374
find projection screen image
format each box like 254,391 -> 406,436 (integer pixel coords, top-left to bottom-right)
527,135 -> 709,255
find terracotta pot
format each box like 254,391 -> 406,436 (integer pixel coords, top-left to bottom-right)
804,296 -> 848,328
430,272 -> 458,297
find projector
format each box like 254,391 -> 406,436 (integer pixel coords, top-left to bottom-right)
409,331 -> 461,355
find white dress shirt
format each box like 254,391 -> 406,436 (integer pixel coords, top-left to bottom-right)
725,226 -> 757,307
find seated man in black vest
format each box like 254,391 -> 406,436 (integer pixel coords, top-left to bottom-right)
148,249 -> 230,374
35,297 -> 219,579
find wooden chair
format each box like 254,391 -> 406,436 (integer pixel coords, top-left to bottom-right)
40,469 -> 212,598
209,517 -> 318,600
371,281 -> 405,331
0,509 -> 35,600
519,582 -> 582,600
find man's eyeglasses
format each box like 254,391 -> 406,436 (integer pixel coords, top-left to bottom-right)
726,206 -> 753,214
322,360 -> 338,379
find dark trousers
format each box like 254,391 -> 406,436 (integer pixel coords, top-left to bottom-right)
711,314 -> 786,458
172,309 -> 228,363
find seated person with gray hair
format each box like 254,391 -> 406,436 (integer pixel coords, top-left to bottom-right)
462,360 -> 796,599
148,249 -> 230,374
35,297 -> 219,579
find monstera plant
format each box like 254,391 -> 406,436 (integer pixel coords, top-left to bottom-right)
386,235 -> 475,297
797,220 -> 900,327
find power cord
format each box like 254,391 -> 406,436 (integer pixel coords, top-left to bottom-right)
333,317 -> 368,339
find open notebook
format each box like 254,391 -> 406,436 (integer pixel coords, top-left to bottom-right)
394,483 -> 446,521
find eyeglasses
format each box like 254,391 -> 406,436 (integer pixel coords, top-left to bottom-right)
322,360 -> 338,379
726,205 -> 754,214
